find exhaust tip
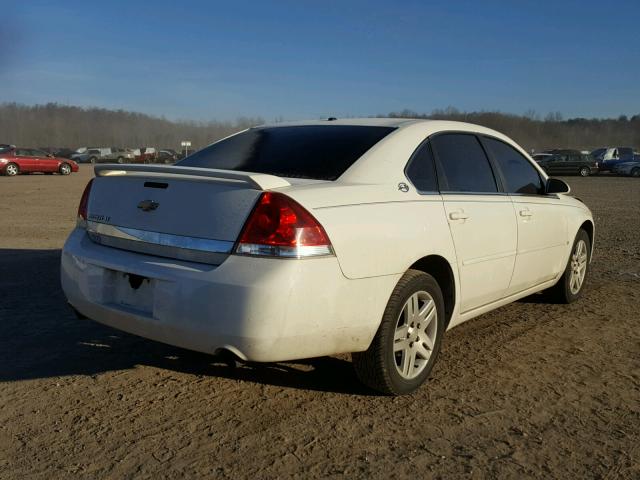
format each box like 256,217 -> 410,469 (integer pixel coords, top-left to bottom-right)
213,347 -> 246,368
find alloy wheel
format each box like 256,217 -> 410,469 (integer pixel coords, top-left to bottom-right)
393,291 -> 438,379
569,239 -> 588,294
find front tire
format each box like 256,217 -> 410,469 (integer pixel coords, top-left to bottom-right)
352,270 -> 445,395
59,163 -> 72,175
548,229 -> 590,303
5,162 -> 19,176
579,166 -> 590,177
116,157 -> 124,164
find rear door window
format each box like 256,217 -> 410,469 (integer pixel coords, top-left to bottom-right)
178,125 -> 396,181
483,137 -> 544,195
431,133 -> 498,193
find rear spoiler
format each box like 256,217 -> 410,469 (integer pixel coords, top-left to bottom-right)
94,164 -> 291,190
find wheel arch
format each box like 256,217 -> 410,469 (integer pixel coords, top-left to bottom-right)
579,219 -> 595,261
409,255 -> 456,327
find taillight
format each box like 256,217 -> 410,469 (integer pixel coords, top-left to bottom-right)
236,192 -> 333,258
76,178 -> 94,228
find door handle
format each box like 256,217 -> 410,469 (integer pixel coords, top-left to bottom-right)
449,210 -> 469,221
519,209 -> 533,217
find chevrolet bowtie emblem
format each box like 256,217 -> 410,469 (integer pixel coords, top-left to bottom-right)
137,199 -> 159,212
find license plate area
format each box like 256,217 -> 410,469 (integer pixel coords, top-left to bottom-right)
104,269 -> 155,314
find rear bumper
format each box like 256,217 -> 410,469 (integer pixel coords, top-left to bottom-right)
61,228 -> 398,362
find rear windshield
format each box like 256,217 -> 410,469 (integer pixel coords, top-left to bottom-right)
177,125 -> 396,180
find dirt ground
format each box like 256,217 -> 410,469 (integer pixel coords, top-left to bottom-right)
1,166 -> 639,479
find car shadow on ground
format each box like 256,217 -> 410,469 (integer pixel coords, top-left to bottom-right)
0,248 -> 374,395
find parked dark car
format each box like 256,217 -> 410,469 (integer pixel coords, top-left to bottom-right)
53,148 -> 77,159
38,147 -> 78,159
71,148 -> 104,164
156,149 -> 179,164
612,160 -> 640,177
534,149 -> 598,176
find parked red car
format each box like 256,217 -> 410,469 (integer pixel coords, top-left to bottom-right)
0,147 -> 79,176
133,147 -> 157,164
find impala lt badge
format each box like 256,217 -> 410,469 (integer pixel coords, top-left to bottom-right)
137,199 -> 159,212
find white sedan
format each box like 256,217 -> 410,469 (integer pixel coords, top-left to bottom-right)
61,118 -> 594,395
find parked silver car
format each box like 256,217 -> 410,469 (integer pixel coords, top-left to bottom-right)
71,147 -> 135,164
101,148 -> 135,164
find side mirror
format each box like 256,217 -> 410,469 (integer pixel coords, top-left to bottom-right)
546,177 -> 570,194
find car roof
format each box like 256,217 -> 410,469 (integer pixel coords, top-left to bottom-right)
256,117 -> 421,128
254,117 -> 534,140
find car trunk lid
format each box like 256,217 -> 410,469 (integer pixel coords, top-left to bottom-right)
85,164 -> 292,264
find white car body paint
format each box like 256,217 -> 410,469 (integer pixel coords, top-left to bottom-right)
61,118 -> 594,361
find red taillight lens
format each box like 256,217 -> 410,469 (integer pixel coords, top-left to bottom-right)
77,178 -> 94,227
236,192 -> 333,258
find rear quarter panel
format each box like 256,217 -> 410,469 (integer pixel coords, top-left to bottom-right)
286,185 -> 458,281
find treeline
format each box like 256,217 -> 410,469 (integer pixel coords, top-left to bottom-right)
387,108 -> 640,152
1,102 -> 639,152
0,103 -> 263,150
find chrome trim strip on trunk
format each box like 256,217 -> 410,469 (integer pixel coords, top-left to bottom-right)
86,221 -> 234,265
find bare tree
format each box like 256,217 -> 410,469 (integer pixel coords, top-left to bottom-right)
0,103 -> 263,151
386,108 -> 640,152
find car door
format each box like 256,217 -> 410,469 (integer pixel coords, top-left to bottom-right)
542,155 -> 557,175
31,149 -> 57,172
481,137 -> 568,294
565,154 -> 580,175
551,154 -> 567,174
431,133 -> 518,313
13,148 -> 37,172
618,147 -> 633,165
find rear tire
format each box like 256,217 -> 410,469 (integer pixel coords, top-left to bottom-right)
352,270 -> 445,395
579,166 -> 590,177
89,157 -> 96,164
5,162 -> 19,176
59,163 -> 72,175
548,229 -> 590,303
117,157 -> 124,164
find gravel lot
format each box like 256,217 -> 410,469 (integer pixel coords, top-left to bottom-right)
1,166 -> 639,479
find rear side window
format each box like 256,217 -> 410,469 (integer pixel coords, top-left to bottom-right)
619,147 -> 633,160
405,140 -> 438,192
431,133 -> 498,193
178,125 -> 395,180
483,137 -> 544,195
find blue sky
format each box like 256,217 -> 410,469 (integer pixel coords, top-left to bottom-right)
1,0 -> 639,121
